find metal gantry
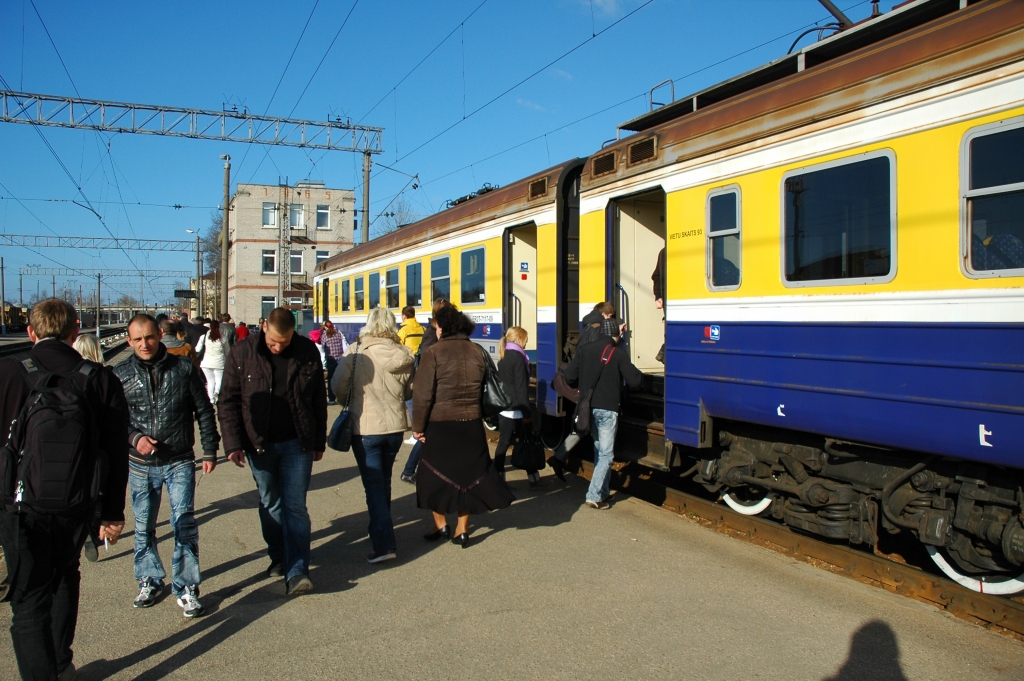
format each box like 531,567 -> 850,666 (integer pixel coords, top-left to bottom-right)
20,268 -> 192,278
1,90 -> 385,153
1,233 -> 196,251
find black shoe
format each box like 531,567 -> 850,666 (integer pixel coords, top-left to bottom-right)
452,533 -> 470,549
285,574 -> 314,596
424,525 -> 451,541
548,456 -> 567,483
83,538 -> 99,563
266,560 -> 285,578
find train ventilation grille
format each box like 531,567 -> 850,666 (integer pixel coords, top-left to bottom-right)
628,137 -> 656,165
592,152 -> 616,176
529,178 -> 548,200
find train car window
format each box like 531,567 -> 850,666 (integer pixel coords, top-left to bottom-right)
385,268 -> 400,308
460,247 -> 486,304
369,272 -> 380,309
406,262 -> 422,307
262,249 -> 277,274
342,280 -> 350,312
333,281 -> 338,314
262,202 -> 276,228
963,119 -> 1024,277
354,277 -> 364,311
431,256 -> 450,303
782,151 -> 894,286
706,187 -> 741,290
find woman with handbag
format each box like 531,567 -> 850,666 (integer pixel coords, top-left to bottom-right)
331,307 -> 414,563
493,326 -> 544,486
412,304 -> 514,548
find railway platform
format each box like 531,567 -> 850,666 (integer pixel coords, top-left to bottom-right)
0,412 -> 1020,681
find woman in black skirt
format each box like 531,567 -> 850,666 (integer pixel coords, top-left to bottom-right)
411,304 -> 514,548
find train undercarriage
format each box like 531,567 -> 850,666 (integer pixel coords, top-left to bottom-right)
615,412 -> 1024,595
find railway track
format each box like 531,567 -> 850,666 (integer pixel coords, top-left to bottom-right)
0,326 -> 128,360
575,459 -> 1024,641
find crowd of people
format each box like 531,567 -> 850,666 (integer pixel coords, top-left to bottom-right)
0,295 -> 642,680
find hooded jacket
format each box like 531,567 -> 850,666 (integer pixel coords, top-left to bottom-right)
331,336 -> 414,436
112,345 -> 220,465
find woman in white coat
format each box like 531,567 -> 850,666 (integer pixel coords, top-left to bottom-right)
196,319 -> 227,404
331,307 -> 414,564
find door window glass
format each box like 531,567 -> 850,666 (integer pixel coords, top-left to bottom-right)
369,272 -> 380,309
406,262 -> 422,307
354,277 -> 364,311
431,256 -> 450,303
385,268 -> 399,308
965,122 -> 1024,275
706,188 -> 741,290
342,280 -> 350,312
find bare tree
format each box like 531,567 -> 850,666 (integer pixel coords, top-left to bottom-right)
203,210 -> 223,273
375,194 -> 416,238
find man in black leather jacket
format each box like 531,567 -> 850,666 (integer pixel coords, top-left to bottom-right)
112,314 -> 219,618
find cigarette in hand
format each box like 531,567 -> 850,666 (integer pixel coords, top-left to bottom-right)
104,537 -> 110,551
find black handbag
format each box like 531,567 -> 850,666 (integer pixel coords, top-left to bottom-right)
478,344 -> 513,418
511,428 -> 546,471
327,345 -> 359,452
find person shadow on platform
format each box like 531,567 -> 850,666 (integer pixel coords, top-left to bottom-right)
823,620 -> 909,681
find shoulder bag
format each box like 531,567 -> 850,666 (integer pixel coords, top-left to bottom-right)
327,344 -> 359,452
573,345 -> 615,437
478,343 -> 513,418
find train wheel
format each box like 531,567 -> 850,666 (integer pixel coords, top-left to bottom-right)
722,489 -> 773,516
925,546 -> 1024,595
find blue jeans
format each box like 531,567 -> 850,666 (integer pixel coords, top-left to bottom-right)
586,409 -> 619,504
352,433 -> 403,554
129,459 -> 200,596
246,439 -> 314,581
402,440 -> 423,477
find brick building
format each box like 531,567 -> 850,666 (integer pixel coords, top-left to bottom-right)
227,180 -> 355,323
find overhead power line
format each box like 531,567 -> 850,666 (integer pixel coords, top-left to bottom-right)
20,268 -> 192,278
1,234 -> 196,251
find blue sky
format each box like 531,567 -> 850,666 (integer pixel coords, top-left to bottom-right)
0,0 -> 891,304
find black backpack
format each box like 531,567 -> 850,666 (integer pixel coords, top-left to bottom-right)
0,358 -> 105,515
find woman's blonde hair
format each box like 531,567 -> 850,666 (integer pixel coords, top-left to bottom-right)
359,307 -> 400,342
73,334 -> 104,363
499,326 -> 528,359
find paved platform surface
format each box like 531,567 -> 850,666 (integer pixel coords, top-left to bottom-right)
1,411 -> 1022,680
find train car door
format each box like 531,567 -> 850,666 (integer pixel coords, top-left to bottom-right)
504,224 -> 538,363
610,188 -> 670,468
320,279 -> 330,323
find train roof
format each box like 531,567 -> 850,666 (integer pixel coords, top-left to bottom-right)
583,0 -> 1023,190
315,158 -> 584,275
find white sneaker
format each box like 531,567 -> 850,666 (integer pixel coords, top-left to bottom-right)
133,578 -> 163,608
403,436 -> 417,445
176,585 -> 205,618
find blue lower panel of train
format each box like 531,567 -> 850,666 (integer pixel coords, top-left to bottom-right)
664,321 -> 1024,467
536,322 -> 558,415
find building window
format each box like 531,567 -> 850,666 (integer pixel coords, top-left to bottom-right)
262,249 -> 277,274
430,256 -> 450,303
316,250 -> 329,265
316,205 -> 330,230
385,268 -> 399,308
261,296 -> 276,319
783,151 -> 894,286
262,202 -> 276,228
290,250 -> 303,274
369,272 -> 380,309
706,187 -> 741,290
406,261 -> 422,307
289,204 -> 304,230
963,119 -> 1024,276
354,276 -> 364,311
342,280 -> 350,312
460,247 -> 486,304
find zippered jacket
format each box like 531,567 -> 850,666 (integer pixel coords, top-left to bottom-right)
113,346 -> 220,465
218,332 -> 327,455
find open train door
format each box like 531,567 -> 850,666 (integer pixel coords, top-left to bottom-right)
503,223 -> 539,371
609,187 -> 672,470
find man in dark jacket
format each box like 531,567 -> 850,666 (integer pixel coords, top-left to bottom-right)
562,307 -> 643,510
113,314 -> 219,618
219,307 -> 327,596
0,299 -> 129,681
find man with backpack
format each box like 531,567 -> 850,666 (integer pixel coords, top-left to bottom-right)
561,303 -> 643,510
0,298 -> 129,681
113,314 -> 220,618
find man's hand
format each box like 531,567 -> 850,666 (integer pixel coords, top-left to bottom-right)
655,298 -> 664,310
203,460 -> 216,474
413,431 -> 426,443
136,436 -> 158,455
98,521 -> 125,545
227,450 -> 246,468
313,451 -> 324,462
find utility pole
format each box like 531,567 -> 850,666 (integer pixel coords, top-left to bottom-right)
362,151 -> 371,245
1,257 -> 7,336
19,272 -> 23,306
52,274 -> 56,298
278,182 -> 290,310
220,154 -> 231,317
96,273 -> 102,338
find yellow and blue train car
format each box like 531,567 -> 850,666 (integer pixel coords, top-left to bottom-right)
574,0 -> 1024,591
